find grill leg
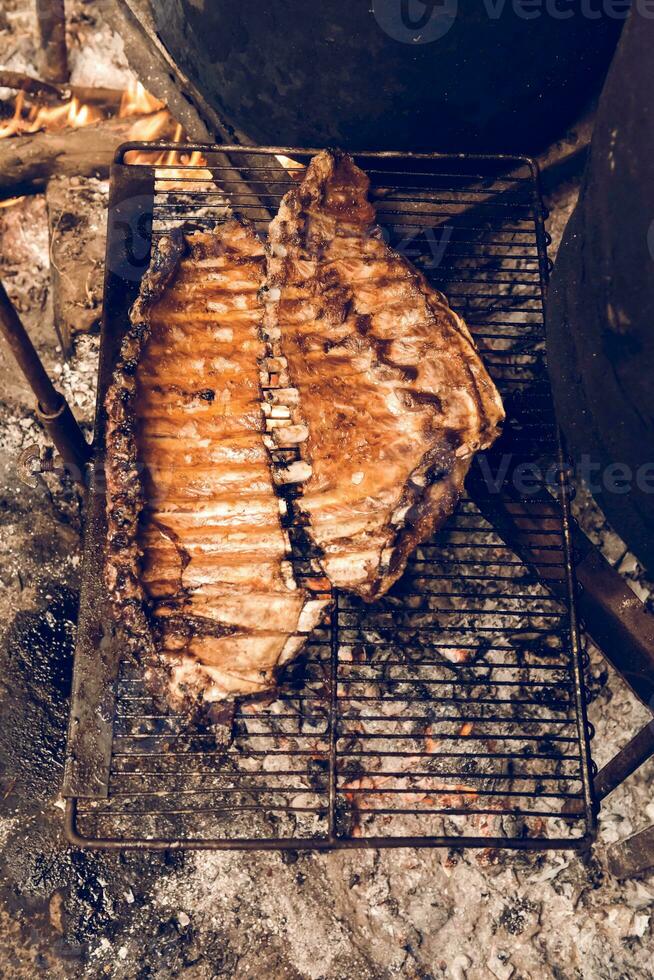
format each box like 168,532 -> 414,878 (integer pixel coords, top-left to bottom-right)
470,482 -> 654,708
596,720 -> 654,878
594,719 -> 654,801
608,824 -> 654,879
0,278 -> 90,476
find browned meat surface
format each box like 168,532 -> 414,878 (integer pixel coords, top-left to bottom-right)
266,150 -> 505,599
105,219 -> 328,705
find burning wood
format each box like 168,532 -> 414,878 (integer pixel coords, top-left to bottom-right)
0,70 -> 125,110
0,116 -> 138,198
0,67 -> 208,357
0,76 -> 206,198
0,89 -> 103,138
0,77 -> 164,140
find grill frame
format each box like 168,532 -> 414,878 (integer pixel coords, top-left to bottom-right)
64,143 -> 597,851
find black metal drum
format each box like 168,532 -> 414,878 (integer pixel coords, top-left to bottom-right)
547,8 -> 654,570
152,0 -> 624,153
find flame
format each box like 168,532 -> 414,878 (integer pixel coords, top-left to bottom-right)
0,195 -> 26,209
0,91 -> 25,138
0,90 -> 105,138
119,79 -> 165,117
276,154 -> 304,172
0,75 -> 211,202
126,108 -> 175,145
123,116 -> 210,176
0,77 -> 192,164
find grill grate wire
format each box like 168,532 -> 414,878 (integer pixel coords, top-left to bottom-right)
66,146 -> 596,850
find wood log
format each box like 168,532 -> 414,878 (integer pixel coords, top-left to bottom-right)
0,70 -> 124,111
46,176 -> 108,355
35,0 -> 69,83
0,116 -> 149,199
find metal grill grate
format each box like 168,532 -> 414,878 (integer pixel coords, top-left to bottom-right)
64,145 -> 597,850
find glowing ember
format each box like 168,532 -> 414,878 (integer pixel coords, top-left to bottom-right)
0,196 -> 26,209
275,154 -> 304,170
424,723 -> 440,754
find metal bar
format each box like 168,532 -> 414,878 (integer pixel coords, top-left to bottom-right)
528,166 -> 594,835
63,164 -> 157,798
471,484 -> 654,708
327,594 -> 339,841
0,278 -> 90,474
34,0 -> 68,82
113,143 -> 535,164
607,824 -> 654,879
576,548 -> 654,708
65,799 -> 591,852
594,719 -> 654,801
0,278 -> 66,411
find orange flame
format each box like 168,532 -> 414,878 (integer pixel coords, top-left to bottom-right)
119,79 -> 165,117
0,77 -> 205,171
0,90 -> 105,138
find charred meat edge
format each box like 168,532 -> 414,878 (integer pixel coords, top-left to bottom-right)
104,228 -> 186,660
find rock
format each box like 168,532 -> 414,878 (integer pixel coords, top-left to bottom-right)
486,947 -> 514,980
631,913 -> 650,938
48,889 -> 65,934
449,953 -> 472,980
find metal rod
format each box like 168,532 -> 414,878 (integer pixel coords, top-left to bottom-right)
594,719 -> 654,801
34,0 -> 69,83
0,278 -> 90,474
470,482 -> 654,709
607,823 -> 654,879
0,280 -> 60,409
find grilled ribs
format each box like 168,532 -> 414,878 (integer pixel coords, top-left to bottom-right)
105,219 -> 328,705
105,153 -> 504,704
266,150 -> 504,599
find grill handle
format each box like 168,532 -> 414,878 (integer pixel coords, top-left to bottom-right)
0,278 -> 91,478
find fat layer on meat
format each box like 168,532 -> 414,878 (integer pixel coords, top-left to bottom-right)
105,219 -> 328,705
265,150 -> 505,600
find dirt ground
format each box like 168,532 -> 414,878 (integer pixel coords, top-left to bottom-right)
0,3 -> 653,978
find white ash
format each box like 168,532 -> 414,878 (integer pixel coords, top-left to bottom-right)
67,14 -> 133,91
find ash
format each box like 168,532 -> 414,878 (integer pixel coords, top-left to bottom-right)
1,2 -> 653,977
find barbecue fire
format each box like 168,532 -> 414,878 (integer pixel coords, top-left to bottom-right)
0,78 -> 158,138
0,89 -> 102,137
0,76 -> 205,168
